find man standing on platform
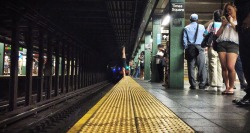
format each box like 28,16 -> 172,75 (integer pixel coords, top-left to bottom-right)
234,0 -> 250,105
183,14 -> 207,89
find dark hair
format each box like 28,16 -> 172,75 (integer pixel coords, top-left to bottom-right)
157,44 -> 163,48
223,2 -> 236,17
141,51 -> 145,55
213,10 -> 222,22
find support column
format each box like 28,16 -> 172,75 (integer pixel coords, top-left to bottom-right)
82,51 -> 85,87
144,32 -> 151,80
75,47 -> 79,89
66,44 -> 70,92
71,46 -> 75,90
25,23 -> 33,106
169,0 -> 185,88
79,49 -> 83,88
61,43 -> 65,93
86,55 -> 90,86
9,17 -> 19,111
46,35 -> 52,99
0,42 -> 4,75
55,40 -> 60,96
37,29 -> 44,102
151,16 -> 162,82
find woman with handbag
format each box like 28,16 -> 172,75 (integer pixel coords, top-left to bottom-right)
155,44 -> 165,82
216,2 -> 239,95
205,10 -> 223,91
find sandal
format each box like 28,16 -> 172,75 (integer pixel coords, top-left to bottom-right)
221,90 -> 228,95
225,91 -> 234,95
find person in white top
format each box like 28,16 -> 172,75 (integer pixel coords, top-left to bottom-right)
138,51 -> 145,80
216,2 -> 238,95
155,44 -> 165,82
205,10 -> 223,92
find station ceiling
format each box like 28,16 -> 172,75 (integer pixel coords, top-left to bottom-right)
185,0 -> 231,26
26,0 -> 147,60
0,0 -> 232,62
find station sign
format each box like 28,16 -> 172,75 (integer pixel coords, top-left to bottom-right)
171,3 -> 185,27
171,3 -> 185,18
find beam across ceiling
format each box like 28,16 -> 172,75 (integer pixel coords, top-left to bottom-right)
131,0 -> 159,57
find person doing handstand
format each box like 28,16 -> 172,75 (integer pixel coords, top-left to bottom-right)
122,46 -> 127,78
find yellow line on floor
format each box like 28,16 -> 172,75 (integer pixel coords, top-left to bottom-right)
68,76 -> 195,133
67,81 -> 119,133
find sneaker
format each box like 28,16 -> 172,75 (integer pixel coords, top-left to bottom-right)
199,86 -> 207,90
217,86 -> 223,92
205,86 -> 217,91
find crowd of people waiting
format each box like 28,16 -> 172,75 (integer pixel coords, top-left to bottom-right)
183,1 -> 250,105
121,1 -> 250,106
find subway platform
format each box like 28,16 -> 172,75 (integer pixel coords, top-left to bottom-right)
68,77 -> 250,133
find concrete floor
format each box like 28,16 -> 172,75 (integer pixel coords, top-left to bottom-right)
135,79 -> 250,133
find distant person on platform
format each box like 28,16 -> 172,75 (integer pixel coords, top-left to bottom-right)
234,0 -> 250,105
183,14 -> 207,89
138,51 -> 145,80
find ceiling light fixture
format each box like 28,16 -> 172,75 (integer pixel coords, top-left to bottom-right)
162,15 -> 171,26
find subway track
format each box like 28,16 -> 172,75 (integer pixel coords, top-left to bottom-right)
0,81 -> 115,133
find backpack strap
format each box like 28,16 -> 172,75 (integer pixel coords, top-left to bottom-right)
185,23 -> 199,44
193,23 -> 199,44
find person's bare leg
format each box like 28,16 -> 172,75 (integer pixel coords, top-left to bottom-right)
219,52 -> 229,91
122,47 -> 126,59
226,53 -> 238,93
122,68 -> 126,78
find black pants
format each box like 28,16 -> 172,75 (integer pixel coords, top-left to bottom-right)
235,56 -> 248,88
239,30 -> 250,93
130,69 -> 134,76
157,64 -> 164,82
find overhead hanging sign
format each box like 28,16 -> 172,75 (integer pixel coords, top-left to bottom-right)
171,3 -> 185,18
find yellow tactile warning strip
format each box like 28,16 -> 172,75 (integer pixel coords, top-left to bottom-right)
68,77 -> 195,133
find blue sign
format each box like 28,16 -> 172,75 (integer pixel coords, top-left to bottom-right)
157,34 -> 161,45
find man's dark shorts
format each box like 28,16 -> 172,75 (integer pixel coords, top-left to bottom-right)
217,41 -> 239,54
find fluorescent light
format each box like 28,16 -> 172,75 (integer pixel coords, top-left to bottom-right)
162,15 -> 170,26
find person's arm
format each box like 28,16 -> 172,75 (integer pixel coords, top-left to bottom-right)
228,16 -> 237,31
204,22 -> 212,35
216,18 -> 227,37
138,56 -> 141,61
183,29 -> 188,49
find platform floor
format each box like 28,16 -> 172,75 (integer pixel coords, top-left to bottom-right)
68,77 -> 194,133
68,77 -> 250,133
137,79 -> 250,133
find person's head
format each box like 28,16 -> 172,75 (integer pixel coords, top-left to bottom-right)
140,51 -> 145,55
157,44 -> 164,50
213,9 -> 222,22
223,2 -> 237,19
190,13 -> 198,22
